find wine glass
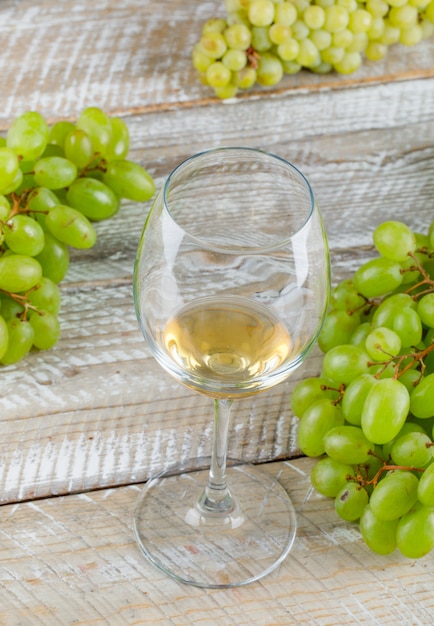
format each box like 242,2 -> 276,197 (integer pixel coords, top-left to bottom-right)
133,147 -> 330,588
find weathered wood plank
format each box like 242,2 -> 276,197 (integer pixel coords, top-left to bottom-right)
0,458 -> 433,625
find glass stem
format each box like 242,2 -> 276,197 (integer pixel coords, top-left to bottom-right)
198,398 -> 234,514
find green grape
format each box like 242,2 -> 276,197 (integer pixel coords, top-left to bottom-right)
34,231 -> 69,284
192,44 -> 214,72
27,276 -> 61,314
0,195 -> 11,220
350,322 -> 372,348
330,278 -> 365,312
396,504 -> 434,558
251,26 -> 273,51
321,46 -> 345,65
359,504 -> 399,554
373,220 -> 417,262
390,431 -> 432,467
6,111 -> 49,161
4,215 -> 45,257
206,61 -> 232,87
203,17 -> 227,34
365,326 -> 402,361
382,421 -> 429,460
41,143 -> 65,158
310,457 -> 355,497
361,378 -> 410,444
274,2 -> 298,26
0,318 -> 34,365
392,307 -> 423,347
45,205 -> 97,249
64,129 -> 94,168
367,16 -> 386,39
224,23 -> 252,48
371,293 -> 415,329
0,294 -> 24,320
399,368 -> 422,394
33,156 -> 78,189
318,309 -> 361,352
102,160 -> 155,202
277,39 -> 300,61
297,399 -> 345,457
365,41 -> 388,61
0,137 -> 6,147
296,38 -> 321,67
199,31 -> 228,58
353,257 -> 403,298
233,66 -> 257,88
348,9 -> 372,32
310,29 -> 333,50
417,462 -> 434,506
332,27 -> 353,47
27,186 -> 60,227
213,84 -> 239,99
322,344 -> 370,385
335,482 -> 369,521
341,374 -> 377,425
324,5 -> 350,31
291,376 -> 340,416
0,255 -> 42,292
292,19 -> 310,40
248,0 -> 275,27
378,22 -> 401,45
222,49 -> 248,70
410,373 -> 434,418
76,107 -> 113,157
269,23 -> 292,45
0,147 -> 20,193
0,315 -> 8,360
256,52 -> 284,85
66,178 -> 120,221
303,5 -> 326,29
322,425 -> 374,464
366,0 -> 389,16
1,167 -> 24,195
369,471 -> 419,520
417,294 -> 434,327
49,121 -> 76,147
29,310 -> 60,350
334,51 -> 363,74
389,4 -> 419,27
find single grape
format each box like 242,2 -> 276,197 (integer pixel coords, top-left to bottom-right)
370,471 -> 419,520
296,38 -> 321,68
76,107 -> 113,157
324,5 -> 350,32
410,373 -> 434,418
354,257 -> 403,298
417,294 -> 434,328
310,456 -> 355,497
256,52 -> 284,86
310,29 -> 333,50
330,278 -> 366,312
0,255 -> 42,293
277,39 -> 300,61
396,504 -> 434,558
27,186 -> 60,228
251,25 -> 273,51
66,177 -> 120,221
274,2 -> 298,26
248,0 -> 275,27
27,277 -> 61,314
45,205 -> 97,249
0,315 -> 8,360
373,220 -> 417,262
34,232 -> 70,284
341,373 -> 377,425
291,376 -> 340,417
322,344 -> 370,385
371,293 -> 415,328
206,61 -> 232,87
203,17 -> 227,34
224,23 -> 252,49
335,482 -> 369,521
359,504 -> 399,554
417,463 -> 434,506
1,167 -> 24,195
303,5 -> 326,29
323,425 -> 374,465
233,67 -> 257,89
365,326 -> 402,361
7,111 -> 49,161
361,378 -> 410,444
64,129 -> 94,169
333,51 -> 363,74
4,215 -> 45,257
199,31 -> 228,58
350,322 -> 372,348
102,160 -> 155,202
297,399 -> 345,457
222,49 -> 247,71
389,4 -> 419,27
390,431 -> 432,467
0,147 -> 20,194
33,156 -> 77,189
269,23 -> 292,45
49,121 -> 76,147
0,318 -> 34,365
29,310 -> 60,350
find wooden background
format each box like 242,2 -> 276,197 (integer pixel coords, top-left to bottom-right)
0,0 -> 434,623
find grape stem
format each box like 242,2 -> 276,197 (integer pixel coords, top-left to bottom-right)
367,340 -> 434,382
0,287 -> 40,321
404,251 -> 434,299
353,451 -> 427,489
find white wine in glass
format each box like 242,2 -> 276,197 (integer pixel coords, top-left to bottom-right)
133,147 -> 330,588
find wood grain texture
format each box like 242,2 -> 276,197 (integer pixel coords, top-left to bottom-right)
0,0 -> 433,505
0,458 -> 433,625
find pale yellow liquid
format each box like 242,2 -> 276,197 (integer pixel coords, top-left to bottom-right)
162,296 -> 293,396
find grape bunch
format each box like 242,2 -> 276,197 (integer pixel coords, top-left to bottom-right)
0,108 -> 155,365
292,219 -> 434,558
192,0 -> 434,98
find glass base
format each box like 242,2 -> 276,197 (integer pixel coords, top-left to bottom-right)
133,457 -> 297,588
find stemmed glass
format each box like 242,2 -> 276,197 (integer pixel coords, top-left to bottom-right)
133,147 -> 330,588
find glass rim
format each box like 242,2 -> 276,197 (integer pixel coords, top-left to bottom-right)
162,146 -> 316,253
